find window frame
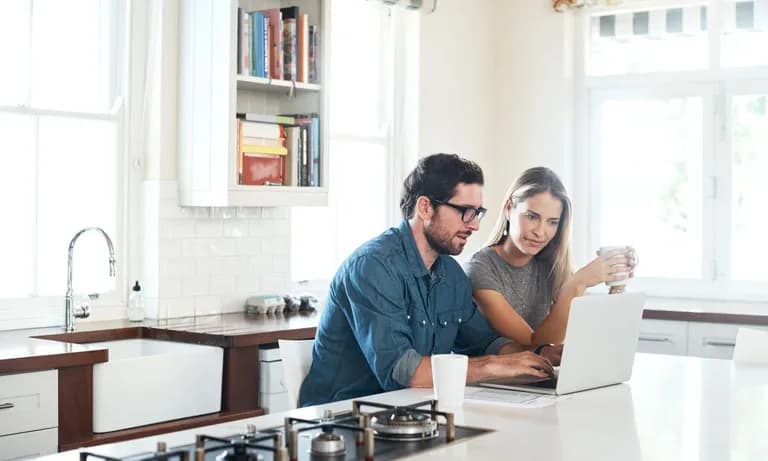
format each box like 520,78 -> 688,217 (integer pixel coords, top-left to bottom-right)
0,0 -> 132,325
577,0 -> 768,301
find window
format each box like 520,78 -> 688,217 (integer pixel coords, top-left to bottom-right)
582,0 -> 768,299
0,0 -> 127,302
291,0 -> 417,282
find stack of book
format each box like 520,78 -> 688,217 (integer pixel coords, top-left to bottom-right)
237,6 -> 320,83
237,113 -> 320,187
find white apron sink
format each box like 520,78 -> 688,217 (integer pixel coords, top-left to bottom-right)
88,339 -> 223,433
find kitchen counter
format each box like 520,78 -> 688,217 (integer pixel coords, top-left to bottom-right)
0,311 -> 320,374
38,353 -> 768,461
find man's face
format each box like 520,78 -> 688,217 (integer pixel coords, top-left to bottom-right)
424,183 -> 483,256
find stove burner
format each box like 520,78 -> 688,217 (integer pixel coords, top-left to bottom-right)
370,408 -> 439,440
310,431 -> 346,456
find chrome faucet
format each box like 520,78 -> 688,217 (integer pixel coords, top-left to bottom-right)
65,227 -> 116,332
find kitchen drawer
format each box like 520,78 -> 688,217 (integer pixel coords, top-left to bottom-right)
637,319 -> 688,356
260,392 -> 290,414
686,322 -> 766,359
260,359 -> 287,394
0,370 -> 58,437
0,428 -> 57,460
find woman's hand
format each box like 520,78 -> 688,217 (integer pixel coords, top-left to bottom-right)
574,246 -> 637,288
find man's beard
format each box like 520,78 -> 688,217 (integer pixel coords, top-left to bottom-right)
424,224 -> 464,256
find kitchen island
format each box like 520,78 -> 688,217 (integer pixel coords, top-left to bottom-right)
35,353 -> 768,461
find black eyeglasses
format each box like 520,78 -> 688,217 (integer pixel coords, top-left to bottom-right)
430,199 -> 487,223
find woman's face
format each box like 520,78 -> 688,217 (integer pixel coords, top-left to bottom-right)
508,191 -> 563,256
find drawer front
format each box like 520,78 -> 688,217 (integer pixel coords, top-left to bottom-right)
0,427 -> 58,460
259,392 -> 290,414
0,370 -> 58,436
686,322 -> 762,359
637,319 -> 688,356
260,360 -> 287,394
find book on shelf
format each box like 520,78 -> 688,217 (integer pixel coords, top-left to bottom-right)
235,113 -> 319,187
281,6 -> 298,81
236,5 -> 319,83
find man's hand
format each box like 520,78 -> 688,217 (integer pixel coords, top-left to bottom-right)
482,351 -> 555,381
537,344 -> 563,366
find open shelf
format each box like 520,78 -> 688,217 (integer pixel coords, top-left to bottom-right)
236,75 -> 321,93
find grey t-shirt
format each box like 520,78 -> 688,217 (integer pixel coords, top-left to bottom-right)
464,246 -> 553,330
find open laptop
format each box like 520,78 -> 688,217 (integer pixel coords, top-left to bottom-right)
476,293 -> 645,395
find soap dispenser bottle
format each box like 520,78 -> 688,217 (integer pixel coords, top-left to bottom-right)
128,281 -> 145,322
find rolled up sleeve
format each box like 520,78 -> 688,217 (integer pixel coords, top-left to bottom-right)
342,256 -> 420,390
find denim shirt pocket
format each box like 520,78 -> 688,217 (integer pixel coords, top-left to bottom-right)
407,309 -> 430,352
433,309 -> 464,353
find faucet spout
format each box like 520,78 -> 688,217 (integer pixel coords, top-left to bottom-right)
65,227 -> 117,332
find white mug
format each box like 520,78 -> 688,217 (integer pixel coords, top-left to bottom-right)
598,245 -> 632,287
431,354 -> 468,407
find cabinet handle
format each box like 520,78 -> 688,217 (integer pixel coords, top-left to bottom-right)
639,335 -> 671,343
0,402 -> 13,410
703,339 -> 736,348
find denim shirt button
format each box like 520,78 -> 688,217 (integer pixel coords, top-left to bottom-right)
442,321 -> 448,326
458,318 -> 462,323
421,320 -> 426,326
407,314 -> 411,320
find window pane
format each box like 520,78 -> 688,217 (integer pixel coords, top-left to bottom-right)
292,141 -> 387,281
731,93 -> 768,281
588,6 -> 707,75
721,1 -> 768,67
329,0 -> 389,135
597,97 -> 703,279
0,114 -> 35,297
0,0 -> 31,106
30,0 -> 115,112
36,116 -> 117,295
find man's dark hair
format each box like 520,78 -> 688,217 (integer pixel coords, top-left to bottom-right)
399,153 -> 484,219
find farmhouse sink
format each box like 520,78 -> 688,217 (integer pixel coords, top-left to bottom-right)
88,338 -> 223,433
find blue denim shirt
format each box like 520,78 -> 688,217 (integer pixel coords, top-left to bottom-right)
298,220 -> 509,407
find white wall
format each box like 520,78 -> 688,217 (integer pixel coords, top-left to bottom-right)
419,0 -> 579,261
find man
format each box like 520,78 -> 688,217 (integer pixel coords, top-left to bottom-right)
299,154 -> 555,406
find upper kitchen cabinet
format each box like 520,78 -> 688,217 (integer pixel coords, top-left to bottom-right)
178,0 -> 330,207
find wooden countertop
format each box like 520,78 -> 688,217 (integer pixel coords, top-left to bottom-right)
0,311 -> 320,374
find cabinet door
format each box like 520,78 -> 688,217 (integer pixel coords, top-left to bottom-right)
260,360 -> 287,394
0,428 -> 58,460
0,370 -> 58,436
637,319 -> 688,355
686,322 -> 765,359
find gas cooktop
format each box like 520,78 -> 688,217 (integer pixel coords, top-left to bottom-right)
79,399 -> 493,461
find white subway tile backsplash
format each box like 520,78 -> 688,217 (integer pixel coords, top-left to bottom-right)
195,220 -> 223,238
236,238 -> 263,255
223,220 -> 249,238
236,207 -> 262,218
210,274 -> 236,295
194,296 -> 222,316
159,277 -> 183,298
182,239 -> 211,257
182,275 -> 210,296
169,220 -> 196,239
164,297 -> 195,318
196,257 -> 247,276
209,239 -> 237,256
237,273 -> 262,295
221,295 -> 246,314
162,257 -> 197,278
160,238 -> 183,259
261,236 -> 290,255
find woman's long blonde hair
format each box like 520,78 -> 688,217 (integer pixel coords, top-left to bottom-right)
484,167 -> 574,299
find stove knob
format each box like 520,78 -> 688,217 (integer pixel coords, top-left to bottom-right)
156,441 -> 167,453
322,409 -> 334,421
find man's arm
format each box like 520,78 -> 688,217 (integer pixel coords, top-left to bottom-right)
408,351 -> 554,387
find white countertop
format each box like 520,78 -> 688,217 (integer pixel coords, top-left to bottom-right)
41,353 -> 768,461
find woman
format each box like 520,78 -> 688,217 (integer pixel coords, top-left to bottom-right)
465,167 -> 637,347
